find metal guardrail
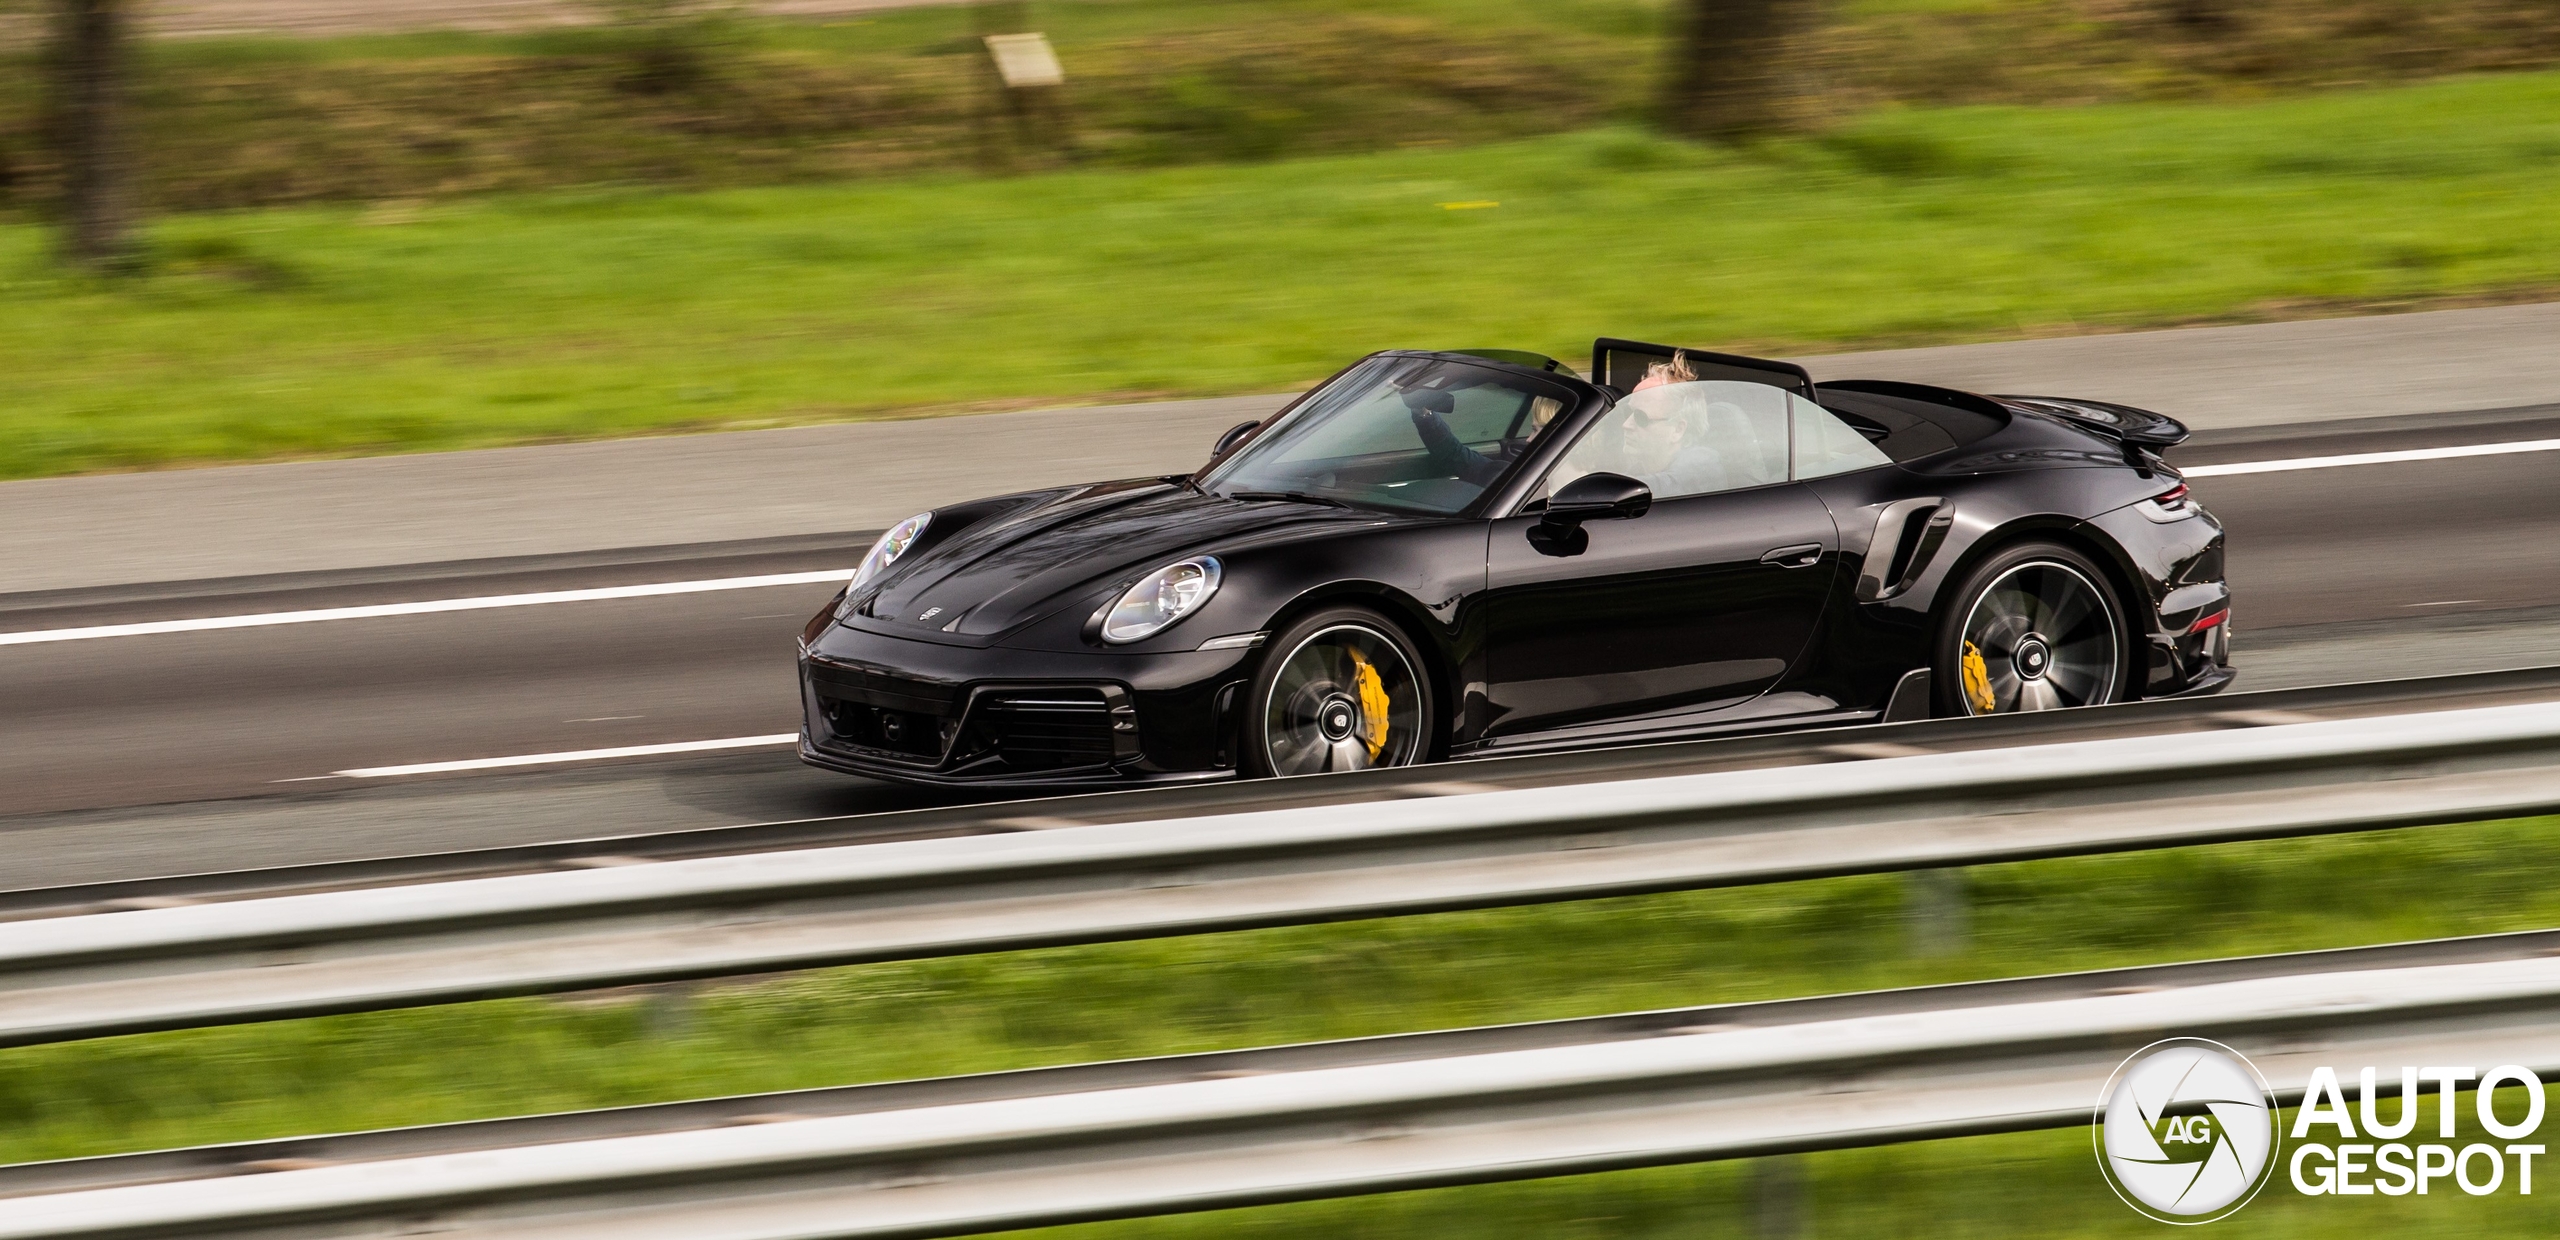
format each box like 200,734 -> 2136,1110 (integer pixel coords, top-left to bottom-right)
7,698 -> 2560,1047
13,664 -> 2560,923
8,930 -> 2560,1238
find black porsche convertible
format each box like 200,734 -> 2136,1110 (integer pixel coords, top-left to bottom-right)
797,338 -> 2231,787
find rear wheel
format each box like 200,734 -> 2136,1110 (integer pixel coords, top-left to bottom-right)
1244,607 -> 1434,778
1933,542 -> 2128,717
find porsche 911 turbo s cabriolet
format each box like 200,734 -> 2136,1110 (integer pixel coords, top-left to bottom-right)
797,338 -> 2231,787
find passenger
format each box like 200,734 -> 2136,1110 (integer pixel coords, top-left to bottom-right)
1630,351 -> 1696,394
1622,353 -> 1713,477
1606,353 -> 1729,493
1545,355 -> 1791,501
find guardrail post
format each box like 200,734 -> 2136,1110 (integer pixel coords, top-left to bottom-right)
1905,867 -> 1968,958
1753,1154 -> 1810,1239
642,981 -> 698,1037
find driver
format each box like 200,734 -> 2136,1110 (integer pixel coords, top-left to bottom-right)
1409,386 -> 1564,486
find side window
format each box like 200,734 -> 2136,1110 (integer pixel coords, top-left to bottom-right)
1544,381 -> 1789,502
1791,394 -> 1894,479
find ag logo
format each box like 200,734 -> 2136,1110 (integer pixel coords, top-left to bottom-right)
2096,1038 -> 2280,1223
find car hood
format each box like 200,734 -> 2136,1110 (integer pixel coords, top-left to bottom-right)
858,480 -> 1390,639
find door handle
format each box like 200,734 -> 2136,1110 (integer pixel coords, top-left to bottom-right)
1760,543 -> 1825,569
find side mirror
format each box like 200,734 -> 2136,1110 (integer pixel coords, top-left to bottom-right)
1543,472 -> 1652,524
1211,420 -> 1261,458
1528,472 -> 1650,557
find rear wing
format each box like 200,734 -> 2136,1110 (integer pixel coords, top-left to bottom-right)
1992,395 -> 2191,449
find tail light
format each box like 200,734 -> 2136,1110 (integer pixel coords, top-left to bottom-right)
2135,481 -> 2196,523
2188,607 -> 2228,635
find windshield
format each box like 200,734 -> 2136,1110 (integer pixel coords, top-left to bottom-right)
1202,356 -> 1573,514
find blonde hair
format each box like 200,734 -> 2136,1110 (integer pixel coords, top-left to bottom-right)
1642,350 -> 1697,387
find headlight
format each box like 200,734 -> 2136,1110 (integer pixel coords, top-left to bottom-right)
1100,557 -> 1223,644
852,512 -> 932,590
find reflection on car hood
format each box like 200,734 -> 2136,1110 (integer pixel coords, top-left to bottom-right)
862,480 -> 1386,639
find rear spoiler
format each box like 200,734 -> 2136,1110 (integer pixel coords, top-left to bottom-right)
1992,395 -> 2191,449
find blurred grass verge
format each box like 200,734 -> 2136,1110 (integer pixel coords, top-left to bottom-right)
1028,1110 -> 2560,1238
2,68 -> 2558,479
7,813 -> 2560,1237
0,2 -> 1635,208
3,0 -> 2556,209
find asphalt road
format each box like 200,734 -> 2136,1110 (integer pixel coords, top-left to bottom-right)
17,303 -> 2559,599
3,402 -> 2558,888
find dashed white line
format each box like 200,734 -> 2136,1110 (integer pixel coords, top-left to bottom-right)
2183,437 -> 2560,478
336,734 -> 800,778
0,570 -> 850,647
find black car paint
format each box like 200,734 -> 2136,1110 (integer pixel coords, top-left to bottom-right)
1480,480 -> 1841,743
799,349 -> 2230,787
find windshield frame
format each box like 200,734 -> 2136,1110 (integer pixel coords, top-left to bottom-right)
1195,351 -> 1602,519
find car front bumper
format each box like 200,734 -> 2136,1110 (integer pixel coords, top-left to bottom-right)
797,623 -> 1259,788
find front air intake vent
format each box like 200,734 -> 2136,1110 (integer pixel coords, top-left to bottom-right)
979,691 -> 1116,772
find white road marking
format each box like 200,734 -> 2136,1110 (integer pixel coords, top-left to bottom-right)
2184,437 -> 2560,477
4,435 -> 2549,649
337,734 -> 799,778
0,570 -> 850,647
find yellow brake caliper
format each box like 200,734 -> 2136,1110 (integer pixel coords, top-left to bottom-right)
1960,640 -> 1998,715
1351,653 -> 1392,762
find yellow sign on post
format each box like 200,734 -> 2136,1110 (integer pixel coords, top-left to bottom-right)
983,33 -> 1066,89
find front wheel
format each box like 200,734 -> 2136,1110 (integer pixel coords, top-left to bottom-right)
1933,542 -> 2128,717
1243,607 -> 1435,778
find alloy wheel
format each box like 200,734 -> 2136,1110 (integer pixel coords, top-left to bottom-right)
1262,623 -> 1426,775
1956,560 -> 2120,715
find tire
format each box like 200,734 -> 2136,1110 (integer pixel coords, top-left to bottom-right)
1242,607 -> 1437,778
1932,541 -> 2130,718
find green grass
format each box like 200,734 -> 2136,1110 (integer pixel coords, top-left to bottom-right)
7,0 -> 2549,224
1030,1120 -> 2560,1239
4,69 -> 2559,479
1,1 -> 1643,212
9,813 -> 2560,1240
111,0 -> 1660,66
